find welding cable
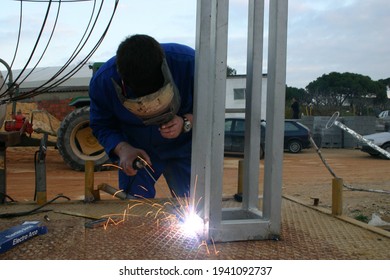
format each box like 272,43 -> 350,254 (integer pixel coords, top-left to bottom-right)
46,0 -> 102,80
0,1 -> 23,95
0,193 -> 17,203
0,194 -> 70,219
310,136 -> 390,195
13,1 -> 63,90
2,0 -> 92,98
4,0 -> 54,97
16,0 -> 101,96
5,0 -> 96,95
7,0 -> 120,101
31,0 -> 120,94
6,0 -> 65,97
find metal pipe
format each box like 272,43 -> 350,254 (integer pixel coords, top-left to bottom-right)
326,112 -> 390,159
0,58 -> 18,114
0,58 -> 13,86
98,183 -> 128,200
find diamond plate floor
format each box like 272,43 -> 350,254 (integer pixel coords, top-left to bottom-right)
0,197 -> 389,260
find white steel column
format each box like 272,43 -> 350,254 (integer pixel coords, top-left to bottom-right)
190,0 -> 229,239
191,0 -> 288,242
262,0 -> 289,236
242,0 -> 265,210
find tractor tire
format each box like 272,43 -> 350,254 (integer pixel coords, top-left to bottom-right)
57,106 -> 110,171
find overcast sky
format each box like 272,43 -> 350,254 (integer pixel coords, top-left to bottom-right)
0,0 -> 389,89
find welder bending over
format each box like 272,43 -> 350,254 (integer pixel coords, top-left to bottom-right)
89,34 -> 194,199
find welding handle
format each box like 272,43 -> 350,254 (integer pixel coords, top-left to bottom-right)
132,157 -> 146,170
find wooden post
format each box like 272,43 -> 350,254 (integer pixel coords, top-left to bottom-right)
0,132 -> 21,204
233,159 -> 244,202
332,177 -> 343,215
0,143 -> 6,204
237,159 -> 244,194
84,160 -> 98,202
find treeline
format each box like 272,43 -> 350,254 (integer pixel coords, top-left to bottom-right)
286,72 -> 389,117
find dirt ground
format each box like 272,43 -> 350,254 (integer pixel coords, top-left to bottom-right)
3,146 -> 390,226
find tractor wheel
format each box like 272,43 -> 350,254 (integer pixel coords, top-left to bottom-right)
57,106 -> 110,171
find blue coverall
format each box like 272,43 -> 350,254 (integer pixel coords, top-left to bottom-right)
89,43 -> 195,198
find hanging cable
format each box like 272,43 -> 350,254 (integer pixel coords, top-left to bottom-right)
11,0 -> 119,100
4,0 -> 54,96
0,1 -> 23,93
1,0 -> 119,102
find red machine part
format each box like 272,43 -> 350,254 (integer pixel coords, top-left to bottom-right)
4,111 -> 34,135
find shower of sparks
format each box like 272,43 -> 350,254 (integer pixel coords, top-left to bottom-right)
113,189 -> 124,197
94,170 -> 217,255
198,238 -> 220,256
102,163 -> 123,170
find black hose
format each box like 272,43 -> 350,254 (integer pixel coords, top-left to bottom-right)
0,194 -> 71,218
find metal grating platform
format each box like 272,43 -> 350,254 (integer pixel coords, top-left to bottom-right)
0,198 -> 389,260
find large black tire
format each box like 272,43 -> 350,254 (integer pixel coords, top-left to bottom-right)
57,107 -> 110,171
287,139 -> 302,153
379,143 -> 390,160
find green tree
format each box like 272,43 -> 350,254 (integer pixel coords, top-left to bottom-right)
286,86 -> 308,102
227,66 -> 237,76
285,86 -> 312,116
306,72 -> 387,115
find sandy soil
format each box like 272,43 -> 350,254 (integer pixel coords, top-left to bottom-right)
3,146 -> 390,226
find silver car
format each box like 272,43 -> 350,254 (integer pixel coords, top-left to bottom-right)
360,131 -> 390,159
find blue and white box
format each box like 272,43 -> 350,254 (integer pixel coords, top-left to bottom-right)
0,221 -> 48,254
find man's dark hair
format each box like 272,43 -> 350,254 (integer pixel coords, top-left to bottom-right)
116,34 -> 164,97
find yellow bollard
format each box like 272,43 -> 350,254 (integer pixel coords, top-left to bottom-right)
332,177 -> 343,216
36,192 -> 47,205
237,159 -> 244,194
84,160 -> 98,202
234,159 -> 244,202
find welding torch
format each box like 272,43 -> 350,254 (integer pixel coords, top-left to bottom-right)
132,156 -> 147,170
132,156 -> 156,183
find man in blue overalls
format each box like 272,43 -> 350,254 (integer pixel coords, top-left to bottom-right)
89,34 -> 194,199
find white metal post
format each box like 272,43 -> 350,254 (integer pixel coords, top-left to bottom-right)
191,0 -> 288,242
242,0 -> 265,210
262,1 -> 289,237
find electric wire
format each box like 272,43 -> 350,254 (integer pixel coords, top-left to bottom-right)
26,0 -> 119,97
0,194 -> 71,218
12,0 -> 118,100
3,0 -> 54,98
309,136 -> 390,194
7,1 -> 62,95
16,0 -> 101,96
2,0 -> 81,97
0,1 -> 23,92
1,0 -> 119,102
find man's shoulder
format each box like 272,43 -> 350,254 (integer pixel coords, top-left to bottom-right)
161,43 -> 195,58
91,56 -> 119,81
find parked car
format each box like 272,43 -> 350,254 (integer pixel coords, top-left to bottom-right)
224,118 -> 311,158
378,110 -> 390,119
359,131 -> 390,159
